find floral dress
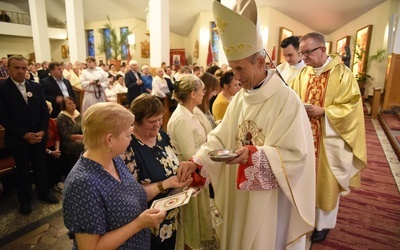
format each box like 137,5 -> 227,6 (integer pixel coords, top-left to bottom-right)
122,130 -> 180,250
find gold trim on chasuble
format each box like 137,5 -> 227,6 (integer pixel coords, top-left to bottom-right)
305,71 -> 329,172
236,120 -> 265,147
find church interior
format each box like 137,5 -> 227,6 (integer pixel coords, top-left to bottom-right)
0,0 -> 400,249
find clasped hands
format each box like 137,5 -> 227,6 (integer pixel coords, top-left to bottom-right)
23,131 -> 45,144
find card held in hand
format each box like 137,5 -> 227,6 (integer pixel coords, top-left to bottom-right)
151,188 -> 194,211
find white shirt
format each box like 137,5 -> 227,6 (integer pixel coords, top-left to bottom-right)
11,78 -> 27,103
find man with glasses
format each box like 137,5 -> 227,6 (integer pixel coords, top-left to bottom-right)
276,36 -> 306,84
291,32 -> 367,243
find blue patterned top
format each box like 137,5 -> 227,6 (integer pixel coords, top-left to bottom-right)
63,155 -> 150,250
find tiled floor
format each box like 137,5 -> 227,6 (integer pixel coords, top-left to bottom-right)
1,216 -> 72,250
0,189 -> 72,249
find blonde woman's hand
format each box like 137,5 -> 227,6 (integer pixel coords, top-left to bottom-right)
137,208 -> 166,228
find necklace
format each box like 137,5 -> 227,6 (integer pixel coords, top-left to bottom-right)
132,129 -> 156,147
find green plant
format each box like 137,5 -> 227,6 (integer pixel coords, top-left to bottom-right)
97,16 -> 131,60
354,47 -> 387,82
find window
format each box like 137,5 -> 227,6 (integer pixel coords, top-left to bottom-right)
103,28 -> 112,60
120,27 -> 129,60
86,30 -> 95,57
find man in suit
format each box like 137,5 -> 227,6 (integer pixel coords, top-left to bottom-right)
37,61 -> 50,80
0,56 -> 58,215
125,59 -> 143,105
40,62 -> 75,118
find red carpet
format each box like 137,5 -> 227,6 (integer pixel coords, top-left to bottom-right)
312,117 -> 400,249
380,114 -> 400,130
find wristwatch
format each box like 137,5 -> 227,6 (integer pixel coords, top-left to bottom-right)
157,181 -> 167,194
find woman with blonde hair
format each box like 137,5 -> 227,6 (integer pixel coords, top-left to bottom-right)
167,74 -> 217,249
63,102 -> 191,249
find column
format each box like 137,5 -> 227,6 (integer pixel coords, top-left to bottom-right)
28,0 -> 51,62
149,0 -> 170,68
65,0 -> 87,63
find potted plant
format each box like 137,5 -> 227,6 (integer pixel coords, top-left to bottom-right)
354,47 -> 387,96
98,16 -> 131,70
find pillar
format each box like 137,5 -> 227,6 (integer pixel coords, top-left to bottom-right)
65,0 -> 87,63
28,0 -> 51,62
149,0 -> 170,68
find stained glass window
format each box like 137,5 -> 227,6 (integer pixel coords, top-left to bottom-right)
86,30 -> 95,57
103,28 -> 111,60
120,27 -> 129,60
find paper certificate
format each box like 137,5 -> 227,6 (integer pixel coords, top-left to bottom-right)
151,188 -> 193,211
303,103 -> 312,108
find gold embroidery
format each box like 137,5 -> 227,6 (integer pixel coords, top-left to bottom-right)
236,120 -> 264,147
305,71 -> 330,172
224,44 -> 253,56
216,16 -> 227,34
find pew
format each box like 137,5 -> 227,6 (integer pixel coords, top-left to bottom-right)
117,92 -> 129,108
0,125 -> 15,177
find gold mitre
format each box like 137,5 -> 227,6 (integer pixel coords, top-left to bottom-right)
212,0 -> 263,61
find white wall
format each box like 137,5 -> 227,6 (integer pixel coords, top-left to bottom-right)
0,2 -> 26,13
0,35 -> 70,63
329,1 -> 394,96
0,36 -> 34,60
188,11 -> 214,68
260,6 -> 314,60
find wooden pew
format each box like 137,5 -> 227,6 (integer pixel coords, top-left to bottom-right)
0,125 -> 16,177
117,92 -> 129,108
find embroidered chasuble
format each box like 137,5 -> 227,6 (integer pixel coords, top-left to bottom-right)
194,70 -> 315,250
305,71 -> 329,171
291,55 -> 367,211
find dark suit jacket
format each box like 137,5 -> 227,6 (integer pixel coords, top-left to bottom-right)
0,77 -> 49,148
125,70 -> 144,102
165,77 -> 174,93
40,76 -> 75,118
38,68 -> 50,80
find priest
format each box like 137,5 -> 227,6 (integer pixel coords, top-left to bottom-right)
178,1 -> 316,249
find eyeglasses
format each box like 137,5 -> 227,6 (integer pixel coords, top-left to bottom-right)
297,47 -> 322,57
